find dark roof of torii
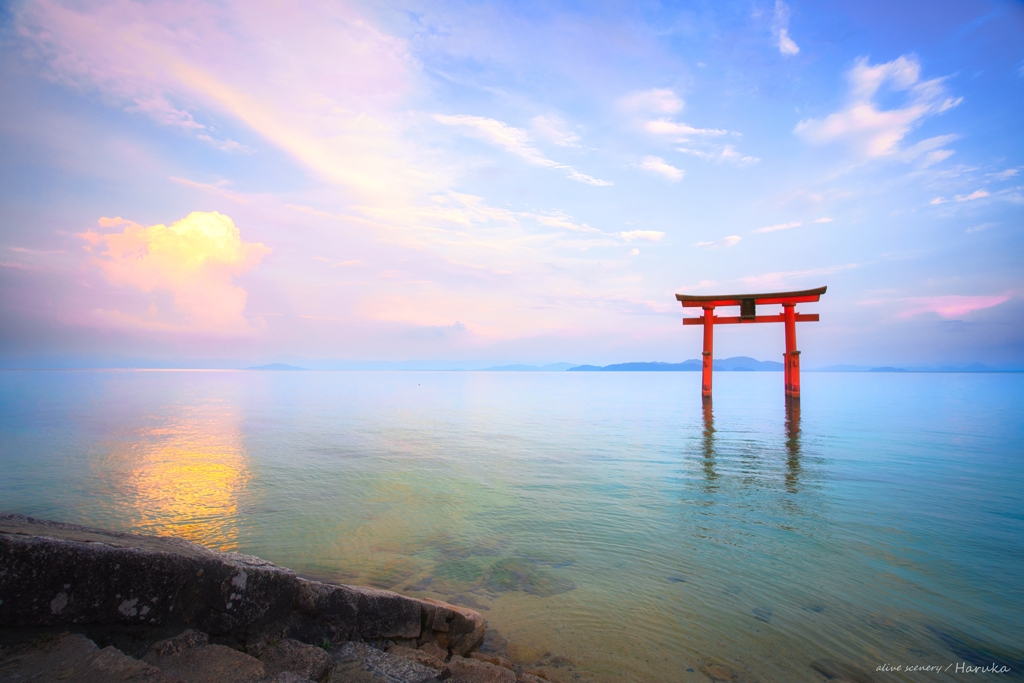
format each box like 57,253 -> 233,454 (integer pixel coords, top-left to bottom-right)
676,286 -> 826,306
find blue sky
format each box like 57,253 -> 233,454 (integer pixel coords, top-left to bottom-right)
1,0 -> 1022,367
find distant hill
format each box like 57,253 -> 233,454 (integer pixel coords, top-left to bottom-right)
568,356 -> 784,372
809,363 -> 1014,373
483,362 -> 577,371
247,363 -> 306,371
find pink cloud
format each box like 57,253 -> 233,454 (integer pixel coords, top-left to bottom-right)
80,211 -> 270,334
892,295 -> 1010,319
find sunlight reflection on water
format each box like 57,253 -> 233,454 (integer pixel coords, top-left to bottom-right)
99,403 -> 250,550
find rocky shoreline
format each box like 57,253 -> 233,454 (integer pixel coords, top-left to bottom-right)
0,514 -> 570,683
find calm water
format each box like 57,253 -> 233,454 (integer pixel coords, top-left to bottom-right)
1,370 -> 1022,681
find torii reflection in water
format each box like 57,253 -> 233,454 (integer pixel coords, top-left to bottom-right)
699,397 -> 802,491
784,397 -> 802,493
701,396 -> 718,490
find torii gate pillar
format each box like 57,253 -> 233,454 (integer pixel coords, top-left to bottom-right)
678,287 -> 826,401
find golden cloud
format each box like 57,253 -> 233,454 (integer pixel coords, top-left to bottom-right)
80,211 -> 270,333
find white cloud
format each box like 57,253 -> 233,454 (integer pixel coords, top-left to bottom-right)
933,189 -> 990,205
195,134 -> 250,153
988,168 -> 1019,180
677,145 -> 759,167
434,114 -> 611,186
794,55 -> 962,162
896,134 -> 959,167
620,88 -> 684,115
753,221 -> 801,234
530,115 -> 581,147
740,263 -> 860,288
646,120 -> 728,137
752,216 -> 832,234
694,235 -> 741,249
619,230 -> 665,242
639,156 -> 684,181
772,1 -> 800,56
966,222 -> 997,233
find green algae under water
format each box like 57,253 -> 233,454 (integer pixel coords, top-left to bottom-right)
1,370 -> 1022,682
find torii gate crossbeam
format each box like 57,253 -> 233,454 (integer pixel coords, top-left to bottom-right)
676,286 -> 826,400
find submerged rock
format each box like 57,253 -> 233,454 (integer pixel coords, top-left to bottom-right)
928,626 -> 1024,673
482,558 -> 574,597
808,658 -> 876,683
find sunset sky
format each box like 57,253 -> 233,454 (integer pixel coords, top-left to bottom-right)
1,0 -> 1022,368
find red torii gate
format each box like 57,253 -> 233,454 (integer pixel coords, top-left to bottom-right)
676,286 -> 826,400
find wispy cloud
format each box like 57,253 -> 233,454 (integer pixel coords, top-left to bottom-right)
8,246 -> 65,254
639,156 -> 684,181
740,263 -> 860,288
646,120 -> 728,137
434,114 -> 611,186
862,294 -> 1011,319
530,115 -> 581,147
619,230 -> 665,242
753,221 -> 801,234
695,236 -> 742,249
677,145 -> 759,167
619,88 -> 684,115
795,55 -> 961,162
752,217 -> 832,233
170,176 -> 250,203
931,189 -> 989,204
987,168 -> 1019,180
966,222 -> 997,234
772,1 -> 800,56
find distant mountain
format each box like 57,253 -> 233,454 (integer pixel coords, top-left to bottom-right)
568,356 -> 784,372
247,363 -> 306,371
483,362 -> 577,371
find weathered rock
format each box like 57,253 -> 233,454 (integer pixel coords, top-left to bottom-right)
0,515 -> 298,646
0,514 -> 483,658
417,642 -> 448,662
144,641 -> 266,683
516,674 -> 547,683
419,599 -> 485,657
147,629 -> 211,658
261,638 -> 333,682
388,644 -> 446,669
469,652 -> 513,670
0,632 -> 184,683
446,655 -> 517,683
330,642 -> 443,683
265,673 -> 317,683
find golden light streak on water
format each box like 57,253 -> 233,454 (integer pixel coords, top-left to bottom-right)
102,403 -> 250,551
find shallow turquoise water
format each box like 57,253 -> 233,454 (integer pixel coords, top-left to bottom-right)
1,370 -> 1022,681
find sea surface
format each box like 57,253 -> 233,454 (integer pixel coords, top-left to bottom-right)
1,369 -> 1022,681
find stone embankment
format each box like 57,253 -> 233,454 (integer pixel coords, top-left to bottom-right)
0,515 -> 560,683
